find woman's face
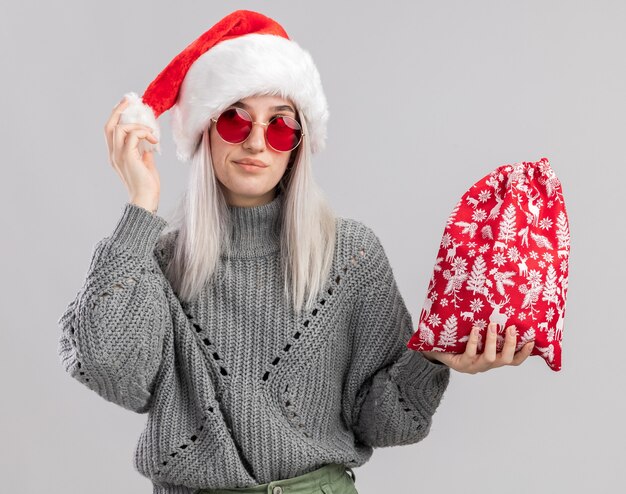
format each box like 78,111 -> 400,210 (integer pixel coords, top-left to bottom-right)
209,94 -> 297,207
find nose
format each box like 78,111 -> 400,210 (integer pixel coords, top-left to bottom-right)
242,122 -> 267,152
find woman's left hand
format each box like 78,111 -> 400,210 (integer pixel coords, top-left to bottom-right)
420,322 -> 535,374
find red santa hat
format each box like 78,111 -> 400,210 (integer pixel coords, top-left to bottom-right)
118,9 -> 329,161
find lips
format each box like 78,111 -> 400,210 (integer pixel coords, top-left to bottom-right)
235,159 -> 268,168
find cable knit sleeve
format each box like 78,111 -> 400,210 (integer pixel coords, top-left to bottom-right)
343,230 -> 451,448
57,203 -> 172,414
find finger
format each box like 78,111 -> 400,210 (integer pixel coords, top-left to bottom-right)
465,326 -> 480,358
477,322 -> 498,371
123,129 -> 159,160
112,124 -> 157,160
511,341 -> 535,366
104,97 -> 131,150
143,149 -> 155,168
498,325 -> 517,365
458,326 -> 480,372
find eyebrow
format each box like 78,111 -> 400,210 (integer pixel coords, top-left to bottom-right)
231,101 -> 296,114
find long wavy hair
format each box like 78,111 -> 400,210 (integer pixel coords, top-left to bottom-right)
161,109 -> 337,315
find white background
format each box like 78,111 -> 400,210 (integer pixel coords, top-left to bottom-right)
2,1 -> 623,492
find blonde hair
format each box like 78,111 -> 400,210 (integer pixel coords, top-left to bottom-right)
162,113 -> 336,315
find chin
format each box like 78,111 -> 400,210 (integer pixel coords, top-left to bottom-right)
228,184 -> 277,199
232,184 -> 272,195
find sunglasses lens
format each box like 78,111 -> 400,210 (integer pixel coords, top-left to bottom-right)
267,116 -> 302,152
215,108 -> 251,143
215,109 -> 302,152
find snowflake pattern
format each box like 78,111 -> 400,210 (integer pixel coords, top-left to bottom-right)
470,298 -> 484,313
507,246 -> 520,262
472,209 -> 487,222
474,319 -> 487,330
427,314 -> 442,327
441,233 -> 452,249
528,269 -> 542,286
539,217 -> 553,230
452,257 -> 468,272
408,157 -> 569,372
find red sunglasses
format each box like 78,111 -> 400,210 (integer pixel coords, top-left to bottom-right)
210,107 -> 304,153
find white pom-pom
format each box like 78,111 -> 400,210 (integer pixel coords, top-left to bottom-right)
118,92 -> 161,156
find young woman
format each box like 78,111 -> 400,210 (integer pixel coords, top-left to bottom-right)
57,10 -> 534,494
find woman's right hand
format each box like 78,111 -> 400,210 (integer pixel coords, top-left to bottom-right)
104,97 -> 161,213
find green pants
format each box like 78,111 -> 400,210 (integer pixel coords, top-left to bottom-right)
195,463 -> 358,494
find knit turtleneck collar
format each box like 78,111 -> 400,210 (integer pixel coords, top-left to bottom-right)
222,192 -> 284,258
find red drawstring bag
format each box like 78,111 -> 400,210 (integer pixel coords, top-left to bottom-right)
407,157 -> 570,371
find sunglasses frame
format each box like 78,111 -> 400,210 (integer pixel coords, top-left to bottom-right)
210,106 -> 305,153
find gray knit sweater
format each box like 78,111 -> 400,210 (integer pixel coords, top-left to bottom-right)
57,192 -> 451,494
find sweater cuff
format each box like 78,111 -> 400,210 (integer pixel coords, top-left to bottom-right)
389,348 -> 451,416
108,203 -> 168,257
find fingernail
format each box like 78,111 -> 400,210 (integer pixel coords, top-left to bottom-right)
508,327 -> 515,336
489,324 -> 496,334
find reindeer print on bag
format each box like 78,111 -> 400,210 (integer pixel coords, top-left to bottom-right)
407,157 -> 570,371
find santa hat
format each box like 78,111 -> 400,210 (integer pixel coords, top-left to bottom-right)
118,9 -> 329,161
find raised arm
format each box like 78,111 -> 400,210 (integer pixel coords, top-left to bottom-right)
57,203 -> 172,413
